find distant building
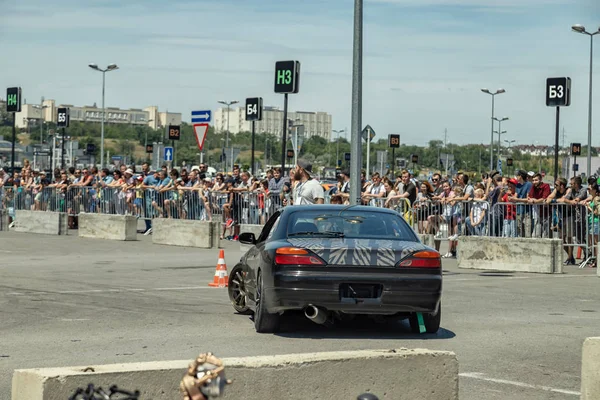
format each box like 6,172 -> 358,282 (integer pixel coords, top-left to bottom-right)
13,99 -> 181,130
214,106 -> 332,140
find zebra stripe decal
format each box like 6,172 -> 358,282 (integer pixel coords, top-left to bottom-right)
286,238 -> 427,267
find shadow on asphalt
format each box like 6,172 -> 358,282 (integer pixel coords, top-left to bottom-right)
272,312 -> 456,340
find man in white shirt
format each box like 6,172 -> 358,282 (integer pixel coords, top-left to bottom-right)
292,160 -> 325,205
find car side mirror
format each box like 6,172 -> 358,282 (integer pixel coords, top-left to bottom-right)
239,232 -> 256,245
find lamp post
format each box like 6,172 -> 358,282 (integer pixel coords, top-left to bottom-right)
492,116 -> 509,166
504,139 -> 516,151
349,0 -> 363,205
572,24 -> 599,178
218,100 -> 238,172
88,63 -> 119,168
481,88 -> 506,170
333,129 -> 345,167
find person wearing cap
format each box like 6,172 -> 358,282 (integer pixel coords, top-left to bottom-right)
507,170 -> 533,237
546,177 -> 582,265
290,160 -> 324,205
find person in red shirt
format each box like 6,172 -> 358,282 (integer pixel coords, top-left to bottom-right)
527,173 -> 552,237
502,179 -> 517,237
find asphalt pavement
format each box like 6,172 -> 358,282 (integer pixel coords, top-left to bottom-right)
0,231 -> 598,400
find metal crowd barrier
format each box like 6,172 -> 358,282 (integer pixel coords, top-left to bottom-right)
0,183 -> 596,267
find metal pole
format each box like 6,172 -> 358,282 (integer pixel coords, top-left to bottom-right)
349,0 -> 363,205
496,120 -> 502,163
336,132 -> 340,164
264,139 -> 268,169
61,128 -> 66,169
554,106 -> 560,180
391,147 -> 395,177
280,93 -> 288,173
293,126 -> 298,166
100,70 -> 105,168
226,104 -> 231,172
489,94 -> 495,170
251,121 -> 256,175
11,113 -> 16,176
586,34 -> 594,178
40,96 -> 44,147
444,129 -> 449,177
366,127 -> 371,175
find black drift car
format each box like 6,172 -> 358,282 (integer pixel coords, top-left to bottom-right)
228,205 -> 442,334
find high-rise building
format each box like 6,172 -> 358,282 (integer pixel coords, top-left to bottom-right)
214,106 -> 332,140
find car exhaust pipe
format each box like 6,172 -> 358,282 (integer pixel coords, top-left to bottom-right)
304,305 -> 328,325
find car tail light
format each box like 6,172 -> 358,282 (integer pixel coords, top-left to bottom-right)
398,250 -> 441,268
275,247 -> 325,265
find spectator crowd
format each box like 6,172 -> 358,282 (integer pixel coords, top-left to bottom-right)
0,159 -> 597,267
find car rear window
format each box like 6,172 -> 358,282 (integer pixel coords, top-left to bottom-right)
286,210 -> 417,241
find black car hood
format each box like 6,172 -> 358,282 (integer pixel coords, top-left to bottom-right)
286,238 -> 428,267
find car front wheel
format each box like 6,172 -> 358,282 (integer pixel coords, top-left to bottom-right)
254,272 -> 279,333
409,304 -> 441,334
228,265 -> 252,315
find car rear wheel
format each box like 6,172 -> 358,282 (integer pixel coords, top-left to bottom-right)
228,265 -> 252,315
409,304 -> 441,334
254,272 -> 279,333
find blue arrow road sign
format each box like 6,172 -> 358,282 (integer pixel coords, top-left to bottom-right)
164,147 -> 173,162
191,110 -> 211,123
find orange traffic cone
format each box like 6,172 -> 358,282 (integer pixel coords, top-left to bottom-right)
577,246 -> 583,260
209,249 -> 229,288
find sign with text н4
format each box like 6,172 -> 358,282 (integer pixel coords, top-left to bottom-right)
6,87 -> 21,113
193,123 -> 209,151
274,61 -> 300,94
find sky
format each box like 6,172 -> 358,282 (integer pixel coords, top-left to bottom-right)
0,0 -> 599,147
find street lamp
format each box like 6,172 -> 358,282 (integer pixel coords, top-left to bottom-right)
572,24 -> 600,178
332,129 -> 345,167
33,103 -> 49,146
218,100 -> 238,172
504,139 -> 516,148
493,116 -> 509,162
89,63 -> 119,168
481,88 -> 506,170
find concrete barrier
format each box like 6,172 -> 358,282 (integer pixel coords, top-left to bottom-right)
457,236 -> 562,274
0,209 -> 8,231
14,210 -> 68,235
418,233 -> 435,248
78,213 -> 137,241
239,223 -> 264,238
152,218 -> 217,248
12,348 -> 458,400
582,337 -> 600,399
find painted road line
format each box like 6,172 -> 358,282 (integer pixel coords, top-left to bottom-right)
448,274 -> 594,282
459,372 -> 580,396
4,286 -> 216,296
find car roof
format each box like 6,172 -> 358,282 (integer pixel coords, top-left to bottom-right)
282,204 -> 399,216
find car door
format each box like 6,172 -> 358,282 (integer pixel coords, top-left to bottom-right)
245,212 -> 281,300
